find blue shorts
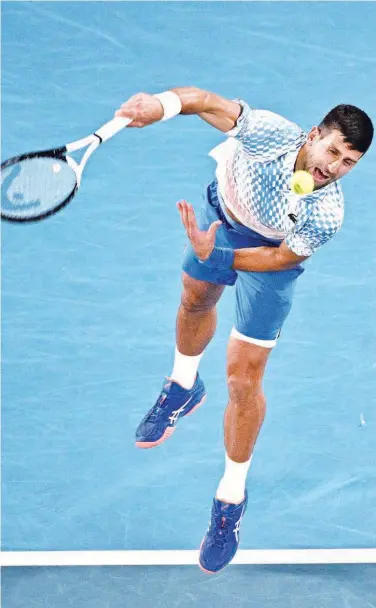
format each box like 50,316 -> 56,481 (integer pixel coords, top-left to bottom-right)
182,182 -> 304,344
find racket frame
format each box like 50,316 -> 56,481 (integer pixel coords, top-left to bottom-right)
1,116 -> 131,222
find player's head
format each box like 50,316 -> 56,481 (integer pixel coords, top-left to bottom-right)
302,104 -> 373,189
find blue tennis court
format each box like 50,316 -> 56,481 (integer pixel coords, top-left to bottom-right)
2,2 -> 376,606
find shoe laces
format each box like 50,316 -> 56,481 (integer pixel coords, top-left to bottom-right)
146,381 -> 171,422
212,515 -> 230,550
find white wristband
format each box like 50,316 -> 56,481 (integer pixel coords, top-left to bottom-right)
153,91 -> 182,121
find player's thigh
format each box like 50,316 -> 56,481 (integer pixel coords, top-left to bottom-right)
233,269 -> 300,347
181,271 -> 226,311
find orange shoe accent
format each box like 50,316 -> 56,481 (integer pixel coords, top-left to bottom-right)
135,426 -> 176,449
185,394 -> 206,416
199,563 -> 216,575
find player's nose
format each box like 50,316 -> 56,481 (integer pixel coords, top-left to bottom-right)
327,160 -> 341,175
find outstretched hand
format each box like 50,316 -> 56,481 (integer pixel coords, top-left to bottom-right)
177,200 -> 222,261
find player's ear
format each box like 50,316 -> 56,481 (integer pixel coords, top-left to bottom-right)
307,126 -> 320,145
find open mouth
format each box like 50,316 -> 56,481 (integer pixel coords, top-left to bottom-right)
313,167 -> 330,183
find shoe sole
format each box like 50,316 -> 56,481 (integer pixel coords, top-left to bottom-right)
198,538 -> 220,575
198,538 -> 215,574
135,394 -> 206,449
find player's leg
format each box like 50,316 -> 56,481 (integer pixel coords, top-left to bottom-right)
221,336 -> 270,488
172,182 -> 238,387
177,272 -> 224,356
171,271 -> 225,388
199,338 -> 272,574
135,273 -> 225,448
199,266 -> 301,573
135,181 -> 237,448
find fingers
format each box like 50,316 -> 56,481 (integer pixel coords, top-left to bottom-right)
115,107 -> 137,118
114,92 -> 163,127
177,200 -> 196,236
114,108 -> 135,127
114,94 -> 144,118
177,200 -> 189,234
177,200 -> 219,261
207,219 -> 222,238
186,203 -> 197,234
176,201 -> 185,228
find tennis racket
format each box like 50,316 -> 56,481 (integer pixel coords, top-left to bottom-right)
1,116 -> 132,223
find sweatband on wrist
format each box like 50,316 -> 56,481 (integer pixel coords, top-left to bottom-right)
198,247 -> 235,270
153,91 -> 182,121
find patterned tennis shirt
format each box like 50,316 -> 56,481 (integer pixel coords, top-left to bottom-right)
209,100 -> 344,257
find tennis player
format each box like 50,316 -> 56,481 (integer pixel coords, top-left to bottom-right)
115,88 -> 373,573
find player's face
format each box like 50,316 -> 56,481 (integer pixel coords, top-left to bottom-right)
303,127 -> 363,189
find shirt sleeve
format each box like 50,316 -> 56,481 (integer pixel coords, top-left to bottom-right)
285,199 -> 344,257
225,100 -> 306,158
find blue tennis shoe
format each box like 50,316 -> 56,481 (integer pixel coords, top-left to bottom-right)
135,374 -> 206,448
199,491 -> 248,573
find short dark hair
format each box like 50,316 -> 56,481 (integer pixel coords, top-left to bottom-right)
319,104 -> 373,154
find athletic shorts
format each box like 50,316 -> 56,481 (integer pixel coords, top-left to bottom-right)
182,181 -> 304,347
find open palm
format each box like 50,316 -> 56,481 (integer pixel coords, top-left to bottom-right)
177,200 -> 222,261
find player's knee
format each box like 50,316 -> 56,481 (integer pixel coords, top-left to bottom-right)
227,360 -> 266,410
181,291 -> 213,314
228,373 -> 260,401
181,273 -> 222,313
228,376 -> 266,417
226,338 -> 270,408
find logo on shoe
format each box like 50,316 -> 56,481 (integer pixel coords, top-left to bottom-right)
233,518 -> 241,542
233,506 -> 246,542
168,397 -> 193,425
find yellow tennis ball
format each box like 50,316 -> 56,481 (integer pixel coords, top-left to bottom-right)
290,170 -> 314,195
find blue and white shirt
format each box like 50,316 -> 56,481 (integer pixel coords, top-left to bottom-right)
209,100 -> 344,257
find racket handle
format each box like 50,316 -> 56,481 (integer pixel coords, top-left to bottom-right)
94,117 -> 132,143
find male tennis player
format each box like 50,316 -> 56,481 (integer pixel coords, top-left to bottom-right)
115,88 -> 373,573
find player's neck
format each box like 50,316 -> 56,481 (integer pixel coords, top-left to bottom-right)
294,144 -> 307,172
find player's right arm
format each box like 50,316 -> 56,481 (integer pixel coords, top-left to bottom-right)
115,87 -> 242,132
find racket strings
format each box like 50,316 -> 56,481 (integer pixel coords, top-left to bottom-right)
1,156 -> 77,220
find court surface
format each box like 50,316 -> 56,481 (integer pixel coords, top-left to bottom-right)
2,2 -> 376,606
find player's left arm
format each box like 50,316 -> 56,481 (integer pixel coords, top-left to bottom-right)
230,200 -> 343,271
232,241 -> 309,272
178,198 -> 343,272
177,199 -> 309,271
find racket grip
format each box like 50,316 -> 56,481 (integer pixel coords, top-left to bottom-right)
94,117 -> 132,143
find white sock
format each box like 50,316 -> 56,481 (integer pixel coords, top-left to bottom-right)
170,347 -> 204,389
216,453 -> 252,504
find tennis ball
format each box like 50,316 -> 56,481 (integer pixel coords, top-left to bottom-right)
52,163 -> 61,173
290,170 -> 314,195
